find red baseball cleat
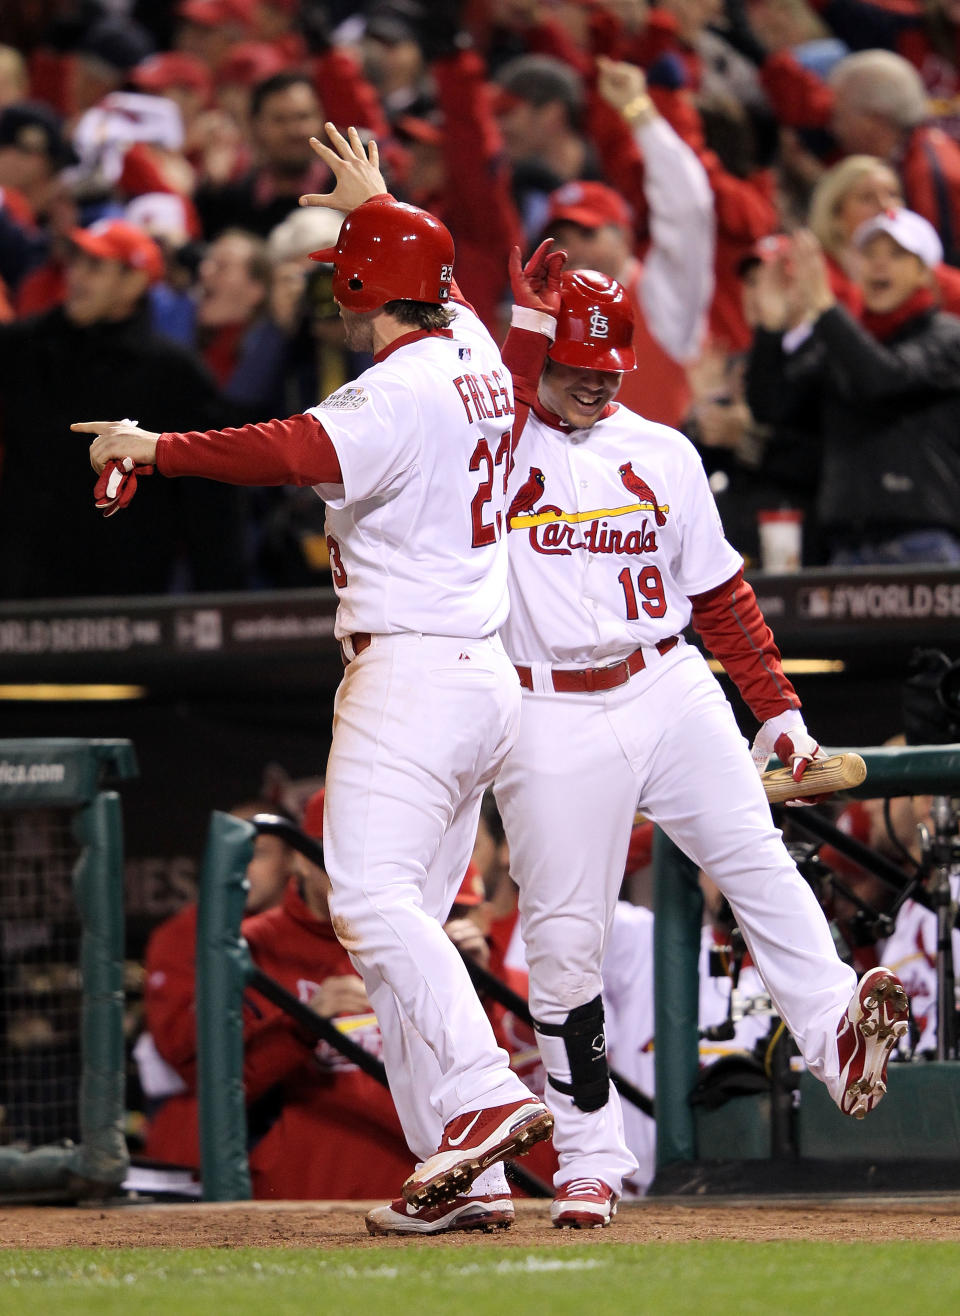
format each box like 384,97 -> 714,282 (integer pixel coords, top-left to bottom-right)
551,1177 -> 619,1229
401,1097 -> 553,1208
365,1193 -> 514,1236
836,966 -> 909,1119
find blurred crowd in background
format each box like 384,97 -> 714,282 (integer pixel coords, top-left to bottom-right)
4,0 -> 960,597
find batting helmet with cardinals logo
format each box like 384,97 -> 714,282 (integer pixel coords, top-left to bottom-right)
309,195 -> 455,312
548,270 -> 637,371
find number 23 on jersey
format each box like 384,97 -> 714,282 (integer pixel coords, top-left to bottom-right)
469,431 -> 511,548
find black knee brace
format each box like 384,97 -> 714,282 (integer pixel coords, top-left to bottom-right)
534,994 -> 610,1113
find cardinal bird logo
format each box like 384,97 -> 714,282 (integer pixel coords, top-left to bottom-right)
508,467 -> 545,523
618,462 -> 666,527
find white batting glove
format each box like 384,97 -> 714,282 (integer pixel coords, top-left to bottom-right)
751,709 -> 827,782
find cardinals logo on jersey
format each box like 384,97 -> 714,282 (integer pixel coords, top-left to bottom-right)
507,460 -> 669,556
507,466 -> 545,526
619,463 -> 667,527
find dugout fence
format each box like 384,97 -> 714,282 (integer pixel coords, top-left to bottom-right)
653,742 -> 960,1194
0,738 -> 137,1201
195,747 -> 960,1203
194,812 -> 567,1202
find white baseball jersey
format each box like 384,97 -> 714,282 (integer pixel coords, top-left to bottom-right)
879,872 -> 960,1054
501,405 -> 742,666
309,301 -> 515,641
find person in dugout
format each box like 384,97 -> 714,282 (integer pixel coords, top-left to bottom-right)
140,786 -> 521,1200
140,788 -> 414,1197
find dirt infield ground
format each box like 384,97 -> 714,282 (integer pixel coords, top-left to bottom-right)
2,1197 -> 959,1249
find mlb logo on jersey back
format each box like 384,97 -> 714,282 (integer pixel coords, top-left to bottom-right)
459,346 -> 472,360
322,386 -> 369,412
589,310 -> 609,339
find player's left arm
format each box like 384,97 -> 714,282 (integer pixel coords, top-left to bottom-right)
680,447 -> 825,786
690,569 -> 826,784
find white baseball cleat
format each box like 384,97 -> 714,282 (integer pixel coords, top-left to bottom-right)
365,1193 -> 515,1236
836,966 -> 909,1119
551,1177 -> 619,1229
401,1097 -> 554,1209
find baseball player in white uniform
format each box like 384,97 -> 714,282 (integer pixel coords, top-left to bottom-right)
77,125 -> 552,1236
493,244 -> 910,1227
880,872 -> 960,1056
601,898 -> 777,1199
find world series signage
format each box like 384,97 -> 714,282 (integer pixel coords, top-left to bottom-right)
0,568 -> 959,687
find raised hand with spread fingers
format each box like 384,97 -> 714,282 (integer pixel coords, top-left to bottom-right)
299,121 -> 388,213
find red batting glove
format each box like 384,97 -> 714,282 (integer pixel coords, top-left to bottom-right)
94,456 -> 154,517
508,238 -> 567,317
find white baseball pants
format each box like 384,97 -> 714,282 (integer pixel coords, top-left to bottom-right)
322,632 -> 533,1167
496,642 -> 856,1193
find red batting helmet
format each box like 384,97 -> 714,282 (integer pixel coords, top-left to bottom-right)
548,269 -> 636,372
309,195 -> 455,312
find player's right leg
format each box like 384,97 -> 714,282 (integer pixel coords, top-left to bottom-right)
394,671 -> 554,1209
495,687 -> 641,1226
357,780 -> 526,1226
359,964 -> 517,1233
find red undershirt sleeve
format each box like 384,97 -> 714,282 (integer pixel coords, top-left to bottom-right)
501,324 -> 551,452
155,413 -> 343,486
689,567 -> 800,723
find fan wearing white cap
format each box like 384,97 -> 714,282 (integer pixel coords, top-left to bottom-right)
746,211 -> 960,566
851,207 -> 944,313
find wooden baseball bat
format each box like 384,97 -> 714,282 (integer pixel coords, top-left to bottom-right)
762,752 -> 867,804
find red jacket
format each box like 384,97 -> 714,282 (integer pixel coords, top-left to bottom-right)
308,47 -> 389,141
416,50 -> 524,337
900,125 -> 960,265
143,902 -> 200,1089
142,882 -> 414,1198
244,881 -> 414,1200
640,88 -> 780,354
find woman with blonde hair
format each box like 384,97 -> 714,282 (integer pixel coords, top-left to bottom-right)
808,153 -> 960,313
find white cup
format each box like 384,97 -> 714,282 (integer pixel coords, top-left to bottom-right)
757,508 -> 803,572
